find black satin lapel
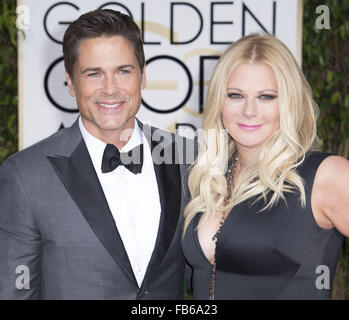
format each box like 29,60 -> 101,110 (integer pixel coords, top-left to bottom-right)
47,139 -> 137,284
141,129 -> 181,287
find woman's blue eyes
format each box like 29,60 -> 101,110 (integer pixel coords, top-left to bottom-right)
227,93 -> 243,99
259,94 -> 277,100
227,93 -> 277,100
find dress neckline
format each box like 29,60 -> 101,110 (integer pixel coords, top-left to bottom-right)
192,212 -> 215,266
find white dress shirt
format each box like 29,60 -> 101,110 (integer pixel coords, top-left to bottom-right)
79,117 -> 161,287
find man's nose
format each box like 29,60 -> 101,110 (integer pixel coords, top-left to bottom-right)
102,76 -> 119,95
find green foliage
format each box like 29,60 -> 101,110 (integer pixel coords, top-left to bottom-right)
0,0 -> 18,163
303,0 -> 349,299
303,0 -> 349,157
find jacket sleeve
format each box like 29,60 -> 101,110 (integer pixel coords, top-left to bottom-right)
0,157 -> 42,299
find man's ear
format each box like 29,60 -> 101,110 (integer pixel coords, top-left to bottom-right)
65,71 -> 76,97
141,66 -> 146,90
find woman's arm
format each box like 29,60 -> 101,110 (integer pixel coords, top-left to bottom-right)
312,155 -> 349,237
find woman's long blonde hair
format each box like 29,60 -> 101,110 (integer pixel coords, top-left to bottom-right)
183,33 -> 320,232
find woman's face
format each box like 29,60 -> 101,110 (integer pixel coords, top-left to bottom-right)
222,62 -> 280,157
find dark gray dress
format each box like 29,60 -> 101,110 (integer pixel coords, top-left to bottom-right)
182,152 -> 344,299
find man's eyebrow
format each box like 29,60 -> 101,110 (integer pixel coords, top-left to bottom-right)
81,67 -> 102,74
117,64 -> 135,70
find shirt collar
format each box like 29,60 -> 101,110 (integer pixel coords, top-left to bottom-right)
78,116 -> 143,173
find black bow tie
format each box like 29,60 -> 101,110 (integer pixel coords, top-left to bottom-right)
101,144 -> 144,174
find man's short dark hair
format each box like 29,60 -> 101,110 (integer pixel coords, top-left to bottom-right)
63,9 -> 145,80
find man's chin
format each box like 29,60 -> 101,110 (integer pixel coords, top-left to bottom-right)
97,120 -> 135,134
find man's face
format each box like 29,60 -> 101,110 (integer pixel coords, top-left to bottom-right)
66,36 -> 146,142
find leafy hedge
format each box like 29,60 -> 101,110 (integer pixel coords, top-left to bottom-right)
0,0 -> 17,162
303,0 -> 349,299
303,0 -> 349,158
0,0 -> 348,299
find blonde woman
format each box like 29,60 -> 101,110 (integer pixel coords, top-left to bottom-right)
182,33 -> 349,300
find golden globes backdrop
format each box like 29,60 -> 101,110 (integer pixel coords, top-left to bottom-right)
17,0 -> 302,149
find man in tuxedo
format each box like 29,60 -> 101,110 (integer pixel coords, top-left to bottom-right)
0,9 -> 193,299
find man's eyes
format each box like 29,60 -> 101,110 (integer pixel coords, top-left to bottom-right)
87,72 -> 100,78
86,69 -> 132,78
119,69 -> 130,75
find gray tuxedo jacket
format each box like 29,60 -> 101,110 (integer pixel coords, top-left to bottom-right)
0,118 -> 194,299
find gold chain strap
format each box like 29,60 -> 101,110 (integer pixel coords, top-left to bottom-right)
209,152 -> 239,300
